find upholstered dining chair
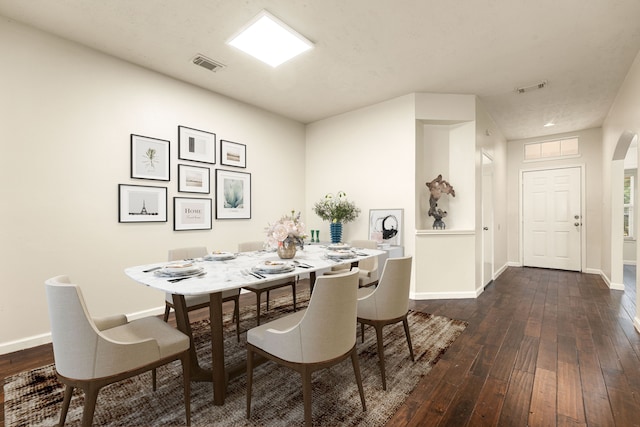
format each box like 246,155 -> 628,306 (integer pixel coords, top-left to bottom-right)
357,255 -> 414,390
164,246 -> 241,341
326,239 -> 379,287
246,268 -> 366,426
238,241 -> 297,326
45,275 -> 191,427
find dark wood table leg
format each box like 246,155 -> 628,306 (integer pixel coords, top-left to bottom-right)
209,291 -> 226,405
171,294 -> 212,382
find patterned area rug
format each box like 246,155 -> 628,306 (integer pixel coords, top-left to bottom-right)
4,292 -> 466,426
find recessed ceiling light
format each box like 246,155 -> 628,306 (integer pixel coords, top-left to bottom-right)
227,10 -> 314,67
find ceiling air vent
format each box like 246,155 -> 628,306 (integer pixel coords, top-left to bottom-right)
515,79 -> 547,94
192,55 -> 225,72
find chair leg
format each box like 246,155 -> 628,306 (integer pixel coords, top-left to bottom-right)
59,384 -> 74,426
246,348 -> 254,419
181,352 -> 191,426
402,316 -> 415,362
81,383 -> 100,427
292,281 -> 297,312
266,290 -> 271,311
256,292 -> 262,326
234,297 -> 241,342
374,324 -> 387,390
163,303 -> 171,322
302,366 -> 313,427
152,368 -> 157,391
350,348 -> 367,412
360,322 -> 365,343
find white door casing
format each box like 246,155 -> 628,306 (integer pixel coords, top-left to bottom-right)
482,153 -> 494,286
522,167 -> 582,271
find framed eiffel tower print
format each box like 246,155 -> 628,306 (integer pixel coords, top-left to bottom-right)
118,184 -> 167,223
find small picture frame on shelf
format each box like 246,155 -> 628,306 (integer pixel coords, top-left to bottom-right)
215,169 -> 251,219
177,164 -> 210,194
178,125 -> 216,164
369,209 -> 403,246
220,140 -> 246,168
118,184 -> 167,223
174,197 -> 212,230
130,134 -> 170,181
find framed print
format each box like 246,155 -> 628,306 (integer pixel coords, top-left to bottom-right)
174,197 -> 212,230
369,209 -> 403,246
118,184 -> 167,223
215,169 -> 251,219
178,164 -> 210,193
220,140 -> 247,168
130,134 -> 170,181
178,125 -> 216,164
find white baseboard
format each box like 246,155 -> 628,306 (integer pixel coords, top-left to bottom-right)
589,269 -> 625,290
411,290 -> 480,300
635,316 -> 640,334
0,305 -> 167,356
494,262 -> 509,278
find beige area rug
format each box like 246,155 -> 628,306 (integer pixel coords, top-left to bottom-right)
4,292 -> 466,426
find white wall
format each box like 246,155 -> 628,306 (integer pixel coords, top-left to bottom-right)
506,128 -> 603,272
601,49 -> 640,329
0,18 -> 306,352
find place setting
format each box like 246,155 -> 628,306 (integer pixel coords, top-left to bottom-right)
153,261 -> 206,282
203,250 -> 237,261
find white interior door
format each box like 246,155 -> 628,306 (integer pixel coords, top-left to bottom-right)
482,154 -> 494,286
523,167 -> 582,271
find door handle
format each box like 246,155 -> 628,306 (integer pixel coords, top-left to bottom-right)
483,227 -> 489,231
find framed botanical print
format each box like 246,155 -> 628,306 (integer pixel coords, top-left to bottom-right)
118,184 -> 167,223
173,197 -> 212,230
178,125 -> 216,164
215,169 -> 251,219
130,134 -> 170,181
177,164 -> 210,194
220,140 -> 246,168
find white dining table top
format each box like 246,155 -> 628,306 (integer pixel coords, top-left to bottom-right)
125,244 -> 383,296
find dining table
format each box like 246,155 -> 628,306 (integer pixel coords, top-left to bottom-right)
124,243 -> 384,405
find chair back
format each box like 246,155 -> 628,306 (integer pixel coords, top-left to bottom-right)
298,268 -> 359,362
351,239 -> 378,278
168,246 -> 208,261
45,275 -> 101,380
238,241 -> 265,252
362,256 -> 412,320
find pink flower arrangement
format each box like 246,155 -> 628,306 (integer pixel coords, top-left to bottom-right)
265,210 -> 308,249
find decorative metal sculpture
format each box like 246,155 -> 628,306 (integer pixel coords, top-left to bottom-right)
426,174 -> 455,229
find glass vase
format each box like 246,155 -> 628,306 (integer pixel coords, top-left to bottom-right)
330,222 -> 343,243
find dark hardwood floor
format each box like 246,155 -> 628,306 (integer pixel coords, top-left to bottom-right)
2,267 -> 639,426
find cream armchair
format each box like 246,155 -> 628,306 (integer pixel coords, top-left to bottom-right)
239,241 -> 298,326
45,275 -> 191,426
246,268 -> 366,426
164,246 -> 241,341
357,256 -> 414,390
326,239 -> 379,287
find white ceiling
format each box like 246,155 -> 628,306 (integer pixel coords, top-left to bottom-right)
2,0 -> 640,140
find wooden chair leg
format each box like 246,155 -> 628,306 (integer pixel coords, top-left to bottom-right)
402,316 -> 415,362
266,290 -> 271,311
81,383 -> 100,427
360,322 -> 365,343
152,368 -> 157,391
59,384 -> 74,426
181,352 -> 191,426
374,324 -> 387,390
302,367 -> 313,427
255,293 -> 262,326
163,303 -> 171,322
234,297 -> 241,342
246,348 -> 254,419
292,281 -> 297,312
350,348 -> 367,412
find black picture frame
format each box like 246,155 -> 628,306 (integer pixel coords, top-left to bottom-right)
178,125 -> 216,164
215,169 -> 251,219
118,184 -> 168,223
174,197 -> 213,230
177,164 -> 210,194
220,139 -> 247,168
130,134 -> 170,181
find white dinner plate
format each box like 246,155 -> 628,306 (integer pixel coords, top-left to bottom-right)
327,243 -> 351,250
326,249 -> 356,259
155,263 -> 203,277
253,260 -> 295,274
204,252 -> 237,261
